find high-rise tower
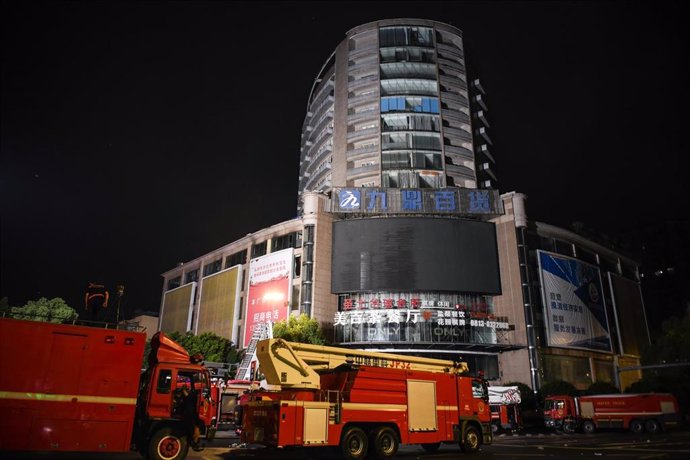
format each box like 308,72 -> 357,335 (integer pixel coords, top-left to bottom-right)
298,19 -> 495,213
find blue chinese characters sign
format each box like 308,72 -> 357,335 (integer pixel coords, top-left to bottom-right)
331,187 -> 501,216
537,251 -> 612,353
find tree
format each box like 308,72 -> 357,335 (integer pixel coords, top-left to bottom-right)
540,380 -> 578,397
166,331 -> 238,363
585,381 -> 620,395
272,314 -> 326,345
0,297 -> 11,317
11,297 -> 78,323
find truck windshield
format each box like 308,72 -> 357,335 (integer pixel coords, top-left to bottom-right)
544,399 -> 564,410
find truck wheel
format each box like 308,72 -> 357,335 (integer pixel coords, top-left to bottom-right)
630,420 -> 644,434
460,426 -> 480,453
148,426 -> 189,460
582,421 -> 596,434
341,427 -> 368,460
371,426 -> 399,459
644,419 -> 660,433
421,442 -> 440,452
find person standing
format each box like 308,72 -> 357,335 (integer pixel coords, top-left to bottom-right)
84,282 -> 109,323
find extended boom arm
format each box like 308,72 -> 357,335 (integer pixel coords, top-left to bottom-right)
256,338 -> 468,390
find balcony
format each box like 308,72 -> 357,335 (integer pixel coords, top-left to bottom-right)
347,126 -> 378,142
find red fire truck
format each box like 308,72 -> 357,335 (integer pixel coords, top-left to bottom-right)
0,317 -> 216,460
544,393 -> 681,434
240,338 -> 492,459
488,386 -> 522,433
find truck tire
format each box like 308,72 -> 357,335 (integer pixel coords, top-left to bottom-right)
421,442 -> 441,452
563,420 -> 577,434
630,420 -> 644,434
644,419 -> 661,433
460,426 -> 480,453
148,426 -> 189,460
341,427 -> 368,460
582,421 -> 596,434
371,426 -> 399,459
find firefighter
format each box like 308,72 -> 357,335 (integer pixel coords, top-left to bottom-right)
180,383 -> 204,451
84,282 -> 109,322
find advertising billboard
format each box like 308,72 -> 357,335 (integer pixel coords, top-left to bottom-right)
537,251 -> 612,353
160,283 -> 195,334
332,217 -> 501,294
197,266 -> 242,340
243,248 -> 294,348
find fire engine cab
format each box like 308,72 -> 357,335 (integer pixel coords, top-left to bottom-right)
240,339 -> 492,459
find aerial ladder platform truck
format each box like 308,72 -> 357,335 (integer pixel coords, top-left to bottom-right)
240,338 -> 492,459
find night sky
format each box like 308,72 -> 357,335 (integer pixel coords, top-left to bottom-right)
1,1 -> 687,315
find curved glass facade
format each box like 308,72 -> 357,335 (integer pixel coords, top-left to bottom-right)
298,19 -> 495,211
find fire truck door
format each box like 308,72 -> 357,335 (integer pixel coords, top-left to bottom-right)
407,380 -> 438,431
303,402 -> 329,444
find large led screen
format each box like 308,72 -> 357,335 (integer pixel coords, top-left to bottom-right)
160,283 -> 194,334
538,251 -> 612,353
331,218 -> 501,294
243,248 -> 293,347
197,266 -> 241,340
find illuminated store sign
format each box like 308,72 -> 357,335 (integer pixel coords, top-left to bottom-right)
333,308 -> 509,331
331,187 -> 501,216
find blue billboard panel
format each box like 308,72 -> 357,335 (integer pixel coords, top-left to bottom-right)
537,251 -> 612,353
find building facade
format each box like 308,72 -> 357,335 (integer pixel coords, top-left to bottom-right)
159,19 -> 648,391
493,193 -> 648,392
298,19 -> 495,213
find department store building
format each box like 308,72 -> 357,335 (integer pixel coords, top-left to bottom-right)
160,19 -> 647,391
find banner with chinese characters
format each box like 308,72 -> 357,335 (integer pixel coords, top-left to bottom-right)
537,250 -> 612,353
243,248 -> 293,347
331,187 -> 501,216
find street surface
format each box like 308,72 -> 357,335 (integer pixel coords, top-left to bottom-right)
2,426 -> 690,460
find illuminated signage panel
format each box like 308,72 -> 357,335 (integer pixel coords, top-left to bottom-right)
243,248 -> 293,347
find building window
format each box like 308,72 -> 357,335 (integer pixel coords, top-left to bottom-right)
185,269 -> 199,284
203,259 -> 222,277
380,96 -> 439,114
294,255 -> 301,277
167,276 -> 181,291
225,250 -> 247,268
542,354 -> 592,390
251,242 -> 267,258
271,232 -> 303,252
379,26 -> 434,48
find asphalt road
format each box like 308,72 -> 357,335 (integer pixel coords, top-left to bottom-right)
3,427 -> 690,460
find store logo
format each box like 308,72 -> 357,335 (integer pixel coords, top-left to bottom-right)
339,189 -> 361,209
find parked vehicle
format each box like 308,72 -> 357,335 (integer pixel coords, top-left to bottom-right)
213,379 -> 256,431
488,386 -> 522,433
240,338 -> 492,459
0,317 -> 216,460
544,393 -> 681,434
